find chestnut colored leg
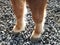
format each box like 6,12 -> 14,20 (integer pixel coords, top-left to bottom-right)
27,0 -> 47,38
11,0 -> 26,32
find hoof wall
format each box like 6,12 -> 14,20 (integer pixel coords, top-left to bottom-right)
30,37 -> 40,42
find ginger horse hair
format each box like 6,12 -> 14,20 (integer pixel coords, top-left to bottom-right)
11,0 -> 47,39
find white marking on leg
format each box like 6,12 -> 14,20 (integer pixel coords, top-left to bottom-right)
31,30 -> 42,38
42,8 -> 46,33
22,1 -> 27,30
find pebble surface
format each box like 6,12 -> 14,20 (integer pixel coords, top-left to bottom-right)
0,0 -> 60,45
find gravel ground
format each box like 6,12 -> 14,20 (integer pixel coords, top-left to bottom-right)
0,0 -> 60,45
